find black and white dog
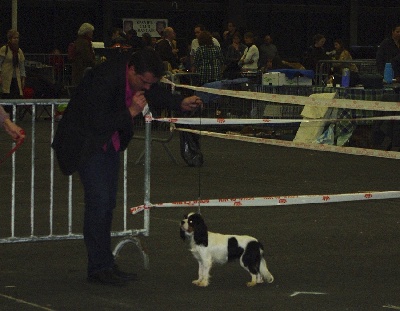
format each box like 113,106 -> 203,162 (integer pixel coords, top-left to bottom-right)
180,212 -> 274,287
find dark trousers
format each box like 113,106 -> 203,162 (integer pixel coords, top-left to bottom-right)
78,145 -> 120,276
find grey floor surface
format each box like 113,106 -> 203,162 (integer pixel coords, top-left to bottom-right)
0,120 -> 399,311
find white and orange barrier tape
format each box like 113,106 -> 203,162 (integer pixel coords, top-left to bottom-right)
161,77 -> 400,112
154,115 -> 400,125
128,80 -> 400,215
130,190 -> 400,214
173,128 -> 400,160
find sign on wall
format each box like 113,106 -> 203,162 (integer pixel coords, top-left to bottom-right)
123,18 -> 168,37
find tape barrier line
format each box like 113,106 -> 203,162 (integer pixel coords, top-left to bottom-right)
130,190 -> 400,214
173,127 -> 400,160
161,78 -> 400,112
154,115 -> 400,125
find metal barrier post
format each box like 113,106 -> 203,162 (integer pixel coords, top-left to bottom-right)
143,112 -> 152,236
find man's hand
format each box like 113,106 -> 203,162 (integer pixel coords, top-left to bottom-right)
180,96 -> 203,112
129,91 -> 148,117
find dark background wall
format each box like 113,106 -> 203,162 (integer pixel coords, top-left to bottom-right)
0,0 -> 399,61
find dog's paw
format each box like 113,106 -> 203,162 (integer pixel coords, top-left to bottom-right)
256,274 -> 264,283
197,280 -> 209,287
192,279 -> 209,287
246,281 -> 257,287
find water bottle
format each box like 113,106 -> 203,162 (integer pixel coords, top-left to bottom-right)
341,68 -> 350,88
384,62 -> 394,84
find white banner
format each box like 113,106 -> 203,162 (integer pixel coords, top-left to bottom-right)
123,18 -> 168,37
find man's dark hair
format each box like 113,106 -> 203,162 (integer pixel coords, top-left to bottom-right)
198,31 -> 213,46
128,47 -> 165,78
195,24 -> 206,31
313,33 -> 325,44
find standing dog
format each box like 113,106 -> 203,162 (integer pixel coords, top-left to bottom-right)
180,212 -> 274,287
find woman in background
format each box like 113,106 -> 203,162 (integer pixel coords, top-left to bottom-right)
238,32 -> 259,71
194,31 -> 224,85
331,38 -> 358,74
223,32 -> 246,79
0,29 -> 26,102
329,38 -> 358,85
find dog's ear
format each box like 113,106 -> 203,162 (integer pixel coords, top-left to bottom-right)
180,227 -> 186,241
193,217 -> 208,247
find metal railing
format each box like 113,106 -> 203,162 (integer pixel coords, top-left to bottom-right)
0,99 -> 150,267
315,59 -> 378,86
24,53 -> 72,88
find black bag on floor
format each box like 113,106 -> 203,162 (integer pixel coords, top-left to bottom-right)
179,131 -> 203,167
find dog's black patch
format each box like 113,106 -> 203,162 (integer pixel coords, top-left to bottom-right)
190,214 -> 208,246
241,241 -> 261,274
228,237 -> 244,261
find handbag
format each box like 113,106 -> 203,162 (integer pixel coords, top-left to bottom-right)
179,130 -> 203,167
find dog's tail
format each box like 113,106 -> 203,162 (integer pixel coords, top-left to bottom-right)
258,243 -> 274,283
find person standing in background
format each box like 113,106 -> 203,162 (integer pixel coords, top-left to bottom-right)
303,33 -> 328,71
155,27 -> 179,70
376,23 -> 400,76
221,21 -> 239,54
223,32 -> 246,79
190,24 -> 220,72
0,29 -> 26,115
71,23 -> 95,85
194,31 -> 224,85
258,34 -> 279,71
238,32 -> 259,71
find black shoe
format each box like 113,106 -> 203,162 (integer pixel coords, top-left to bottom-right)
112,265 -> 137,281
87,269 -> 128,286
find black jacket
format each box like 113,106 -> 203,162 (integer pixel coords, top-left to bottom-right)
52,57 -> 183,175
376,37 -> 400,75
155,39 -> 179,69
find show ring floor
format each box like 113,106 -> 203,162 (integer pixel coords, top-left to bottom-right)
1,124 -> 400,310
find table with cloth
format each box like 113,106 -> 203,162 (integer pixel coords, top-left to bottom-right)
312,87 -> 395,145
253,85 -> 396,145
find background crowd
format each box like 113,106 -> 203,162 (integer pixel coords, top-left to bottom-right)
2,19 -> 400,141
89,20 -> 400,86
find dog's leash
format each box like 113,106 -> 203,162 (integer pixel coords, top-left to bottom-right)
0,129 -> 25,166
195,100 -> 202,214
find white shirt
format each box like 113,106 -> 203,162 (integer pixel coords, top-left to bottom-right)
240,44 -> 259,70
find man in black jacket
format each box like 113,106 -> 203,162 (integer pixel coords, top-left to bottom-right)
155,27 -> 179,69
52,48 -> 202,286
376,23 -> 400,76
